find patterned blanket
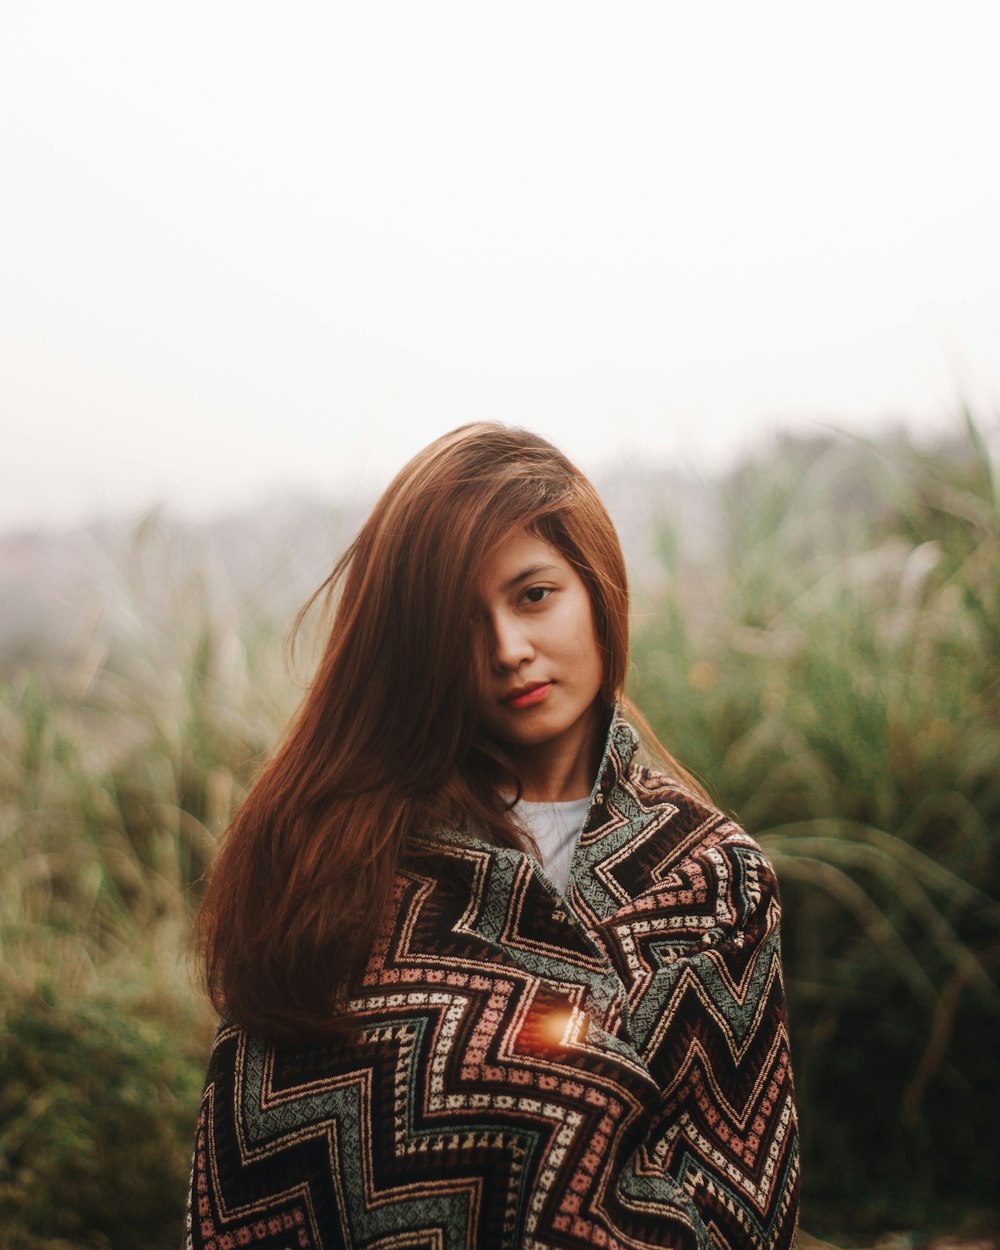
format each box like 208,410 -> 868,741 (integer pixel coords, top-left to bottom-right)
186,719 -> 799,1248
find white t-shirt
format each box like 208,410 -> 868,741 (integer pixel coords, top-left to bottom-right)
512,796 -> 590,894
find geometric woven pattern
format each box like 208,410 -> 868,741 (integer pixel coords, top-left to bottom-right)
185,717 -> 799,1248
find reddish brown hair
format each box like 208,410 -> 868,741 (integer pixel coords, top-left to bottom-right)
196,423 -> 699,1039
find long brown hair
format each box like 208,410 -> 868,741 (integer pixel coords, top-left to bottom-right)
196,423 -> 701,1039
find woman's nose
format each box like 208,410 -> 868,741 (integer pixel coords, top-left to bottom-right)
489,612 -> 535,671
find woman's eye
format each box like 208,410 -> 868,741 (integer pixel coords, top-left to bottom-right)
522,586 -> 552,605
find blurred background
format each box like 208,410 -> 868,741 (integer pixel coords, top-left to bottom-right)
1,3 -> 998,1247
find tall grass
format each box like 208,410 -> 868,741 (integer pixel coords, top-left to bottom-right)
1,523 -> 291,994
0,421 -> 997,1246
0,522 -> 301,1248
631,414 -> 1000,1234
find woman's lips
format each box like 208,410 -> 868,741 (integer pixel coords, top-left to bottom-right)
503,682 -> 552,709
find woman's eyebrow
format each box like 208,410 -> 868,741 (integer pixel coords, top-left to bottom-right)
502,563 -> 558,591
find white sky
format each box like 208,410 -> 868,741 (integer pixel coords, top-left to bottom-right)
1,1 -> 998,529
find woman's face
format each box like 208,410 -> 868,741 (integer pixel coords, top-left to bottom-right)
474,527 -> 604,773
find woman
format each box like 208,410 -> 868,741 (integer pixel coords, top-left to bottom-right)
186,424 -> 800,1249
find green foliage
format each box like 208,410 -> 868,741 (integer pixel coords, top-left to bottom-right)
0,990 -> 209,1250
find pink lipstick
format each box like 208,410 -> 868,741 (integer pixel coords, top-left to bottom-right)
504,682 -> 552,709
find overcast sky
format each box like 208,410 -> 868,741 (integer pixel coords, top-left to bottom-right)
2,1 -> 998,530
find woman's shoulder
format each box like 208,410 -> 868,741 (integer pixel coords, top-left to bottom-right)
581,754 -> 780,917
628,761 -> 746,839
603,714 -> 763,855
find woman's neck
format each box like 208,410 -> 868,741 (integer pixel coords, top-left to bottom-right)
506,704 -> 605,802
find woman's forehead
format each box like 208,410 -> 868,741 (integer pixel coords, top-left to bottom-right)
476,529 -> 571,593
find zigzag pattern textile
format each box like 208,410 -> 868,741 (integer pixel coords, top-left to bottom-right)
185,718 -> 800,1249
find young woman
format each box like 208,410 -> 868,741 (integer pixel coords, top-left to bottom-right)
186,424 -> 800,1250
